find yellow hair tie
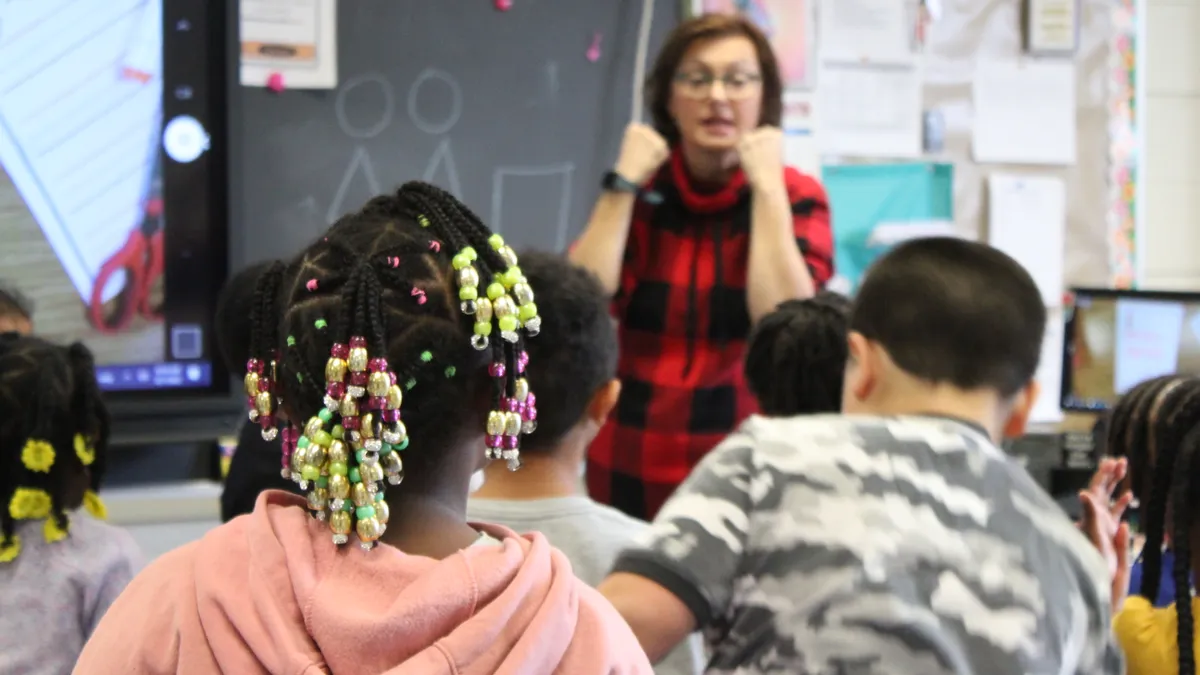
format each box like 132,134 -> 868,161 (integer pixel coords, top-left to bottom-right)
8,488 -> 51,520
43,517 -> 68,543
74,434 -> 95,466
21,439 -> 55,473
0,535 -> 20,563
83,491 -> 107,521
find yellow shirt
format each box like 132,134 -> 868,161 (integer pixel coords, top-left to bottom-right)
1114,596 -> 1200,675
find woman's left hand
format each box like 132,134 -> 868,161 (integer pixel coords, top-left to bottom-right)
738,126 -> 785,192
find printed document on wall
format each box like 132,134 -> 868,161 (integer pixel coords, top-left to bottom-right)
817,61 -> 921,158
987,173 -> 1066,307
973,60 -> 1075,164
1032,308 -> 1065,424
819,0 -> 913,65
240,0 -> 337,89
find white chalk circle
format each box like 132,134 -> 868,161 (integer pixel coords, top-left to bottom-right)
407,68 -> 462,135
335,73 -> 395,139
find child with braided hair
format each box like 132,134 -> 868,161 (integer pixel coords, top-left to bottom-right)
1105,376 -> 1200,674
76,182 -> 653,674
0,334 -> 142,674
743,291 -> 849,416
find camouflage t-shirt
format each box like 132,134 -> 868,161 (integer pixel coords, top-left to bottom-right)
612,414 -> 1123,674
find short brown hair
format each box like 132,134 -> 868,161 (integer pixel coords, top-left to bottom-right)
645,14 -> 783,145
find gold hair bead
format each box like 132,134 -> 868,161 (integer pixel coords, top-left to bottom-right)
330,510 -> 352,539
327,440 -> 349,465
360,462 -> 384,484
360,413 -> 375,438
356,517 -> 383,543
476,297 -> 493,323
487,411 -> 505,436
457,266 -> 480,288
367,372 -> 390,398
386,385 -> 403,410
504,412 -> 522,436
352,482 -> 372,507
339,395 -> 358,418
493,296 -> 517,318
307,488 -> 329,512
513,283 -> 534,306
304,416 -> 324,439
376,499 -> 390,525
254,390 -> 273,416
329,474 -> 350,500
325,357 -> 348,383
514,377 -> 530,402
306,444 -> 328,469
244,371 -> 260,397
348,346 -> 369,373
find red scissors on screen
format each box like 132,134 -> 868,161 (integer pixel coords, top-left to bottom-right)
88,196 -> 164,333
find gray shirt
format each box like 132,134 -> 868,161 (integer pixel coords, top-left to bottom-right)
0,512 -> 142,675
469,495 -> 704,675
613,414 -> 1123,674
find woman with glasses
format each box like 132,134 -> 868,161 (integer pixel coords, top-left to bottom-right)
569,13 -> 834,520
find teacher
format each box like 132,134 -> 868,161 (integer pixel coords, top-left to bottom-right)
570,13 -> 834,520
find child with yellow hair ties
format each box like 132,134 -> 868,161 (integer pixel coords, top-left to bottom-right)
0,334 -> 142,673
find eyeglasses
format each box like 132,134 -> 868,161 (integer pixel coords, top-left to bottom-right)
672,71 -> 763,101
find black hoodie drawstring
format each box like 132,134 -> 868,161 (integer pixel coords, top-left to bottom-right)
681,218 -> 725,378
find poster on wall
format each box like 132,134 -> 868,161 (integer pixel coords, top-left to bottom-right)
821,163 -> 956,294
688,0 -> 817,90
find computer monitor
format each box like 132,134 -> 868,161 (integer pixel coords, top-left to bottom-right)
1061,288 -> 1200,412
0,0 -> 229,397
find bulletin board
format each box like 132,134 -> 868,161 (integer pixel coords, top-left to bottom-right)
921,0 -> 1117,288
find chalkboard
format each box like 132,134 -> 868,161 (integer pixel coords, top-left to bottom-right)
235,0 -> 678,264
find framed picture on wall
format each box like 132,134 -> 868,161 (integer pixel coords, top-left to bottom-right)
686,0 -> 817,90
1024,0 -> 1080,55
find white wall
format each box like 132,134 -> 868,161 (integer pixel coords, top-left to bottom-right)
1143,0 -> 1200,290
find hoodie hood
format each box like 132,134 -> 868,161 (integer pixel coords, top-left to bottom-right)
75,490 -> 651,675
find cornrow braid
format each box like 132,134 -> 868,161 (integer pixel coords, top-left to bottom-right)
244,261 -> 289,443
1137,379 -> 1200,602
264,181 -> 541,550
744,292 -> 849,416
0,336 -> 110,562
1106,375 -> 1178,496
1169,423 -> 1200,675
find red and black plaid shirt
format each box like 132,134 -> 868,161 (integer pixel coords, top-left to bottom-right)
586,150 -> 834,520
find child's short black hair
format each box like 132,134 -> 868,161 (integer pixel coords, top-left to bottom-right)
850,237 -> 1045,398
516,251 -> 618,453
0,334 -> 110,561
214,261 -> 283,372
745,291 -> 849,416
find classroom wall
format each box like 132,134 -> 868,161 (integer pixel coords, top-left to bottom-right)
1143,0 -> 1200,290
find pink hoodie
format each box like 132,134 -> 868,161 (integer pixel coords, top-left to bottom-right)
74,491 -> 653,674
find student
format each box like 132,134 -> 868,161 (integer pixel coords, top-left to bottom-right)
0,334 -> 142,674
1108,376 -> 1200,674
1104,375 -> 1192,607
743,291 -> 849,416
75,182 -> 653,674
0,282 -> 34,335
598,237 -> 1122,673
467,251 -> 704,675
214,259 -> 304,522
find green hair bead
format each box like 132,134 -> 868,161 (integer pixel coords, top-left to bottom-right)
444,365 -> 456,378
314,318 -> 328,329
420,350 -> 433,363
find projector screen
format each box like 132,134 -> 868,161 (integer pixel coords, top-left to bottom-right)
0,0 -> 229,396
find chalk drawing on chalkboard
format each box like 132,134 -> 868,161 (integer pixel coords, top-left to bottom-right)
335,73 -> 396,140
327,147 -> 381,224
423,138 -> 463,197
407,68 -> 462,135
491,164 -> 575,250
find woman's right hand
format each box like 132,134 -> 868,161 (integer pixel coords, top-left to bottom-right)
615,124 -> 670,185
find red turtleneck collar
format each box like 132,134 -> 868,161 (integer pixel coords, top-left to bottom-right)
668,147 -> 747,214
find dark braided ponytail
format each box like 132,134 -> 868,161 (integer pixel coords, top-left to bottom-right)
0,336 -> 110,562
1137,379 -> 1200,603
744,292 -> 850,416
1169,423 -> 1200,675
254,181 -> 541,550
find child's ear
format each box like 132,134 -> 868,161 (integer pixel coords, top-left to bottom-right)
1002,380 -> 1041,439
586,379 -> 621,425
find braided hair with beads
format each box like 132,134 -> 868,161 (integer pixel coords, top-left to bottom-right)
247,182 -> 541,550
0,334 -> 111,562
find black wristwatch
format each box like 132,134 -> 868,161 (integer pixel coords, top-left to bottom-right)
601,171 -> 663,204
